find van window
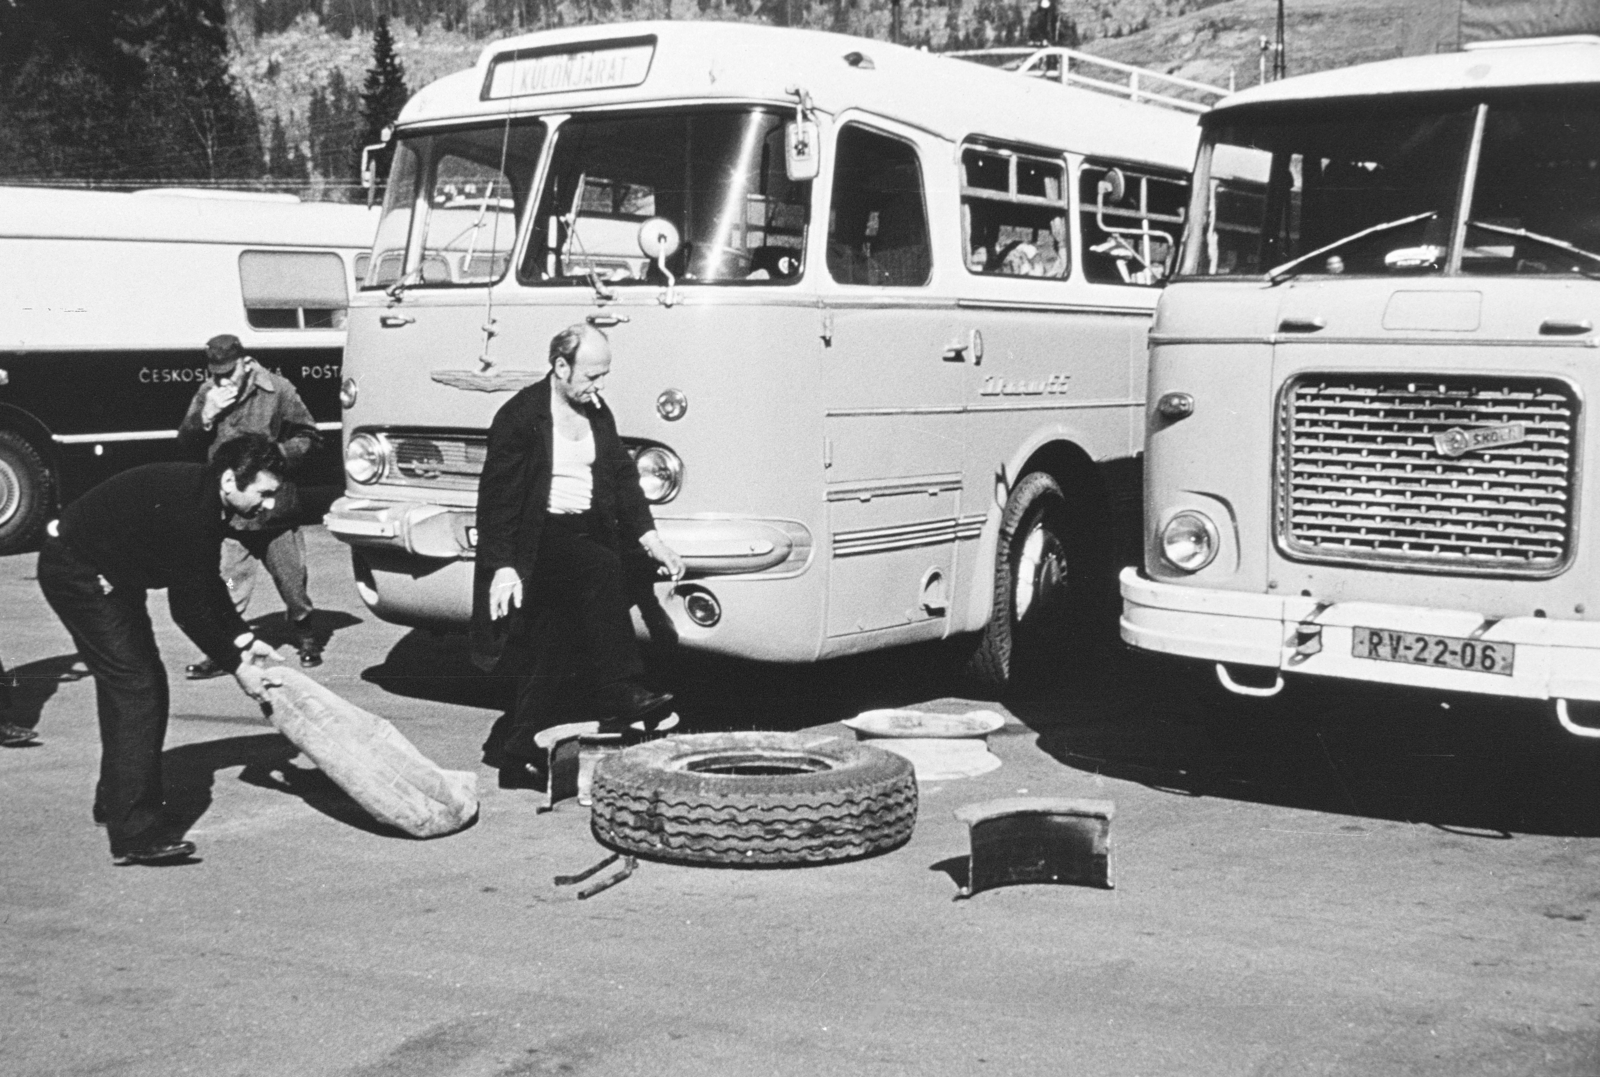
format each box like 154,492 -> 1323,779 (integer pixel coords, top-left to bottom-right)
1080,162 -> 1188,285
521,108 -> 809,286
364,120 -> 545,289
239,250 -> 348,330
827,125 -> 931,287
961,144 -> 1069,279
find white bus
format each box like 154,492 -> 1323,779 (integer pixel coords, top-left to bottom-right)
0,187 -> 377,553
1121,36 -> 1600,732
327,20 -> 1203,690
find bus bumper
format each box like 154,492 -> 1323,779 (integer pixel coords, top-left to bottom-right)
325,497 -> 814,575
1119,567 -> 1600,702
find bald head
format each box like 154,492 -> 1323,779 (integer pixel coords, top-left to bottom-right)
549,324 -> 612,409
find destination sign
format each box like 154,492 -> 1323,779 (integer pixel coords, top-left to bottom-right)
484,39 -> 655,100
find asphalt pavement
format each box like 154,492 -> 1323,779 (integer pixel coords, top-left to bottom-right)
3,528 -> 1599,1076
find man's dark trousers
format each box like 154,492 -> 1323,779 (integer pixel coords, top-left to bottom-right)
38,538 -> 172,855
503,513 -> 644,742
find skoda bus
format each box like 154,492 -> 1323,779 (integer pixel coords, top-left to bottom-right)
1121,36 -> 1600,733
327,20 -> 1208,690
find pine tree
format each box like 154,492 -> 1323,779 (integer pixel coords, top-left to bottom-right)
266,111 -> 291,178
359,18 -> 410,182
137,0 -> 263,180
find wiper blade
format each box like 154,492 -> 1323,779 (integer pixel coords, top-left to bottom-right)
1467,220 -> 1600,275
1264,211 -> 1437,285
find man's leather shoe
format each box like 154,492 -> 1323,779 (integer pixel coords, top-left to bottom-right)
293,618 -> 323,668
185,658 -> 227,680
595,684 -> 674,733
112,840 -> 197,866
0,722 -> 39,747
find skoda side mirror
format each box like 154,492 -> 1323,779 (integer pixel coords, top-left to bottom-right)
785,119 -> 820,182
360,143 -> 385,208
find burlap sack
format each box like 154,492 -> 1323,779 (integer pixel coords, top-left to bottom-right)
261,667 -> 478,838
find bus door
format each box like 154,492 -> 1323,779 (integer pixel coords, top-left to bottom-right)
358,121 -> 548,387
820,118 -> 967,642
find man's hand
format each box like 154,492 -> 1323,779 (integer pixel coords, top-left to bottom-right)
641,531 -> 685,582
201,382 -> 240,426
489,567 -> 523,620
233,662 -> 282,703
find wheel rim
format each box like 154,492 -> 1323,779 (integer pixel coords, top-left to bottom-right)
1013,512 -> 1068,623
0,457 -> 20,528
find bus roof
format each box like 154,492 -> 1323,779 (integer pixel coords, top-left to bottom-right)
1213,35 -> 1600,115
398,20 -> 1200,172
0,186 -> 378,248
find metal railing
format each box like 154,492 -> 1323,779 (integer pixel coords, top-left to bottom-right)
946,46 -> 1232,113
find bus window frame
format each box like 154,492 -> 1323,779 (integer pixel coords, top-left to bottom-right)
361,117 -> 546,292
823,117 -> 935,290
1078,157 -> 1188,287
958,138 -> 1072,281
515,104 -> 812,290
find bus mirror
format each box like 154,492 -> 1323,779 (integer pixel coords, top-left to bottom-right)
360,143 -> 385,208
638,218 -> 682,308
1098,167 -> 1126,205
785,119 -> 821,182
638,217 -> 681,261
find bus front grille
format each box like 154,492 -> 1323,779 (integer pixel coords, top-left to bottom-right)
1276,374 -> 1579,575
386,433 -> 487,489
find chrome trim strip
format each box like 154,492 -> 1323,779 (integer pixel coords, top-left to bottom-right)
826,473 -> 963,501
832,513 -> 986,557
316,421 -> 341,431
826,399 -> 1143,418
1151,334 -> 1597,348
956,298 -> 1152,316
53,429 -> 178,444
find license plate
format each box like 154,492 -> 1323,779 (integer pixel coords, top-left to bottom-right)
464,526 -> 477,548
1352,627 -> 1514,676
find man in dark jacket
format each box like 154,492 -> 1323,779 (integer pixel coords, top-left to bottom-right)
37,434 -> 286,865
178,334 -> 323,675
473,324 -> 683,768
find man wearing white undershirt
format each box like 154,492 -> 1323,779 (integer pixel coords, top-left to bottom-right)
472,324 -> 684,771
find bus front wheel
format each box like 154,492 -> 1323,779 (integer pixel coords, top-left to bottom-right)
0,430 -> 53,556
965,470 -> 1084,694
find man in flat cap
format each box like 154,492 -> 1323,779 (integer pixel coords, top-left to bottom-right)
178,334 -> 323,674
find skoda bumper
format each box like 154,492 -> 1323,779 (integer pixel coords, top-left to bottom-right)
1120,567 -> 1600,703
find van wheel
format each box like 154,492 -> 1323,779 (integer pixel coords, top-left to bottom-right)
0,431 -> 52,556
965,470 -> 1090,694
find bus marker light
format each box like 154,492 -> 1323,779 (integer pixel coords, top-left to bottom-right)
1156,392 -> 1194,421
340,377 -> 358,409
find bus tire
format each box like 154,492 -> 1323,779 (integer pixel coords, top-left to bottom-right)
0,430 -> 52,556
590,732 -> 918,866
965,469 -> 1084,694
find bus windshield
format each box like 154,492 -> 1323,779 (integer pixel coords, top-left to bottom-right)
1184,89 -> 1600,280
520,107 -> 809,287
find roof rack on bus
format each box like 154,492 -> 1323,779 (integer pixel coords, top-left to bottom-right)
132,187 -> 303,203
944,46 -> 1231,113
1464,34 -> 1600,50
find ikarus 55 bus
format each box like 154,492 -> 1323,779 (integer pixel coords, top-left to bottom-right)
1121,36 -> 1600,732
327,20 -> 1208,690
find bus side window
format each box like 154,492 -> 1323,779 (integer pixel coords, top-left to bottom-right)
1079,161 -> 1187,286
239,250 -> 349,330
827,124 -> 931,287
960,144 -> 1070,279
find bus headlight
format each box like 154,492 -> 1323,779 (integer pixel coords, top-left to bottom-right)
634,445 -> 683,503
1160,511 -> 1219,573
344,432 -> 389,485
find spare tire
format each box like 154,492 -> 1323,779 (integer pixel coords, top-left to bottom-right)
590,732 -> 918,866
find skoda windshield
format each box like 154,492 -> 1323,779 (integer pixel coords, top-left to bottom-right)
520,106 -> 810,287
1179,88 -> 1600,281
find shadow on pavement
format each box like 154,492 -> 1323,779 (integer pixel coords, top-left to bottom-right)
364,626 -> 977,737
1008,648 -> 1600,839
163,732 -> 410,839
0,653 -> 89,744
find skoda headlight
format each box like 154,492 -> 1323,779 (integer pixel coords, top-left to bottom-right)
1160,511 -> 1219,573
634,445 -> 683,504
344,432 -> 389,485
